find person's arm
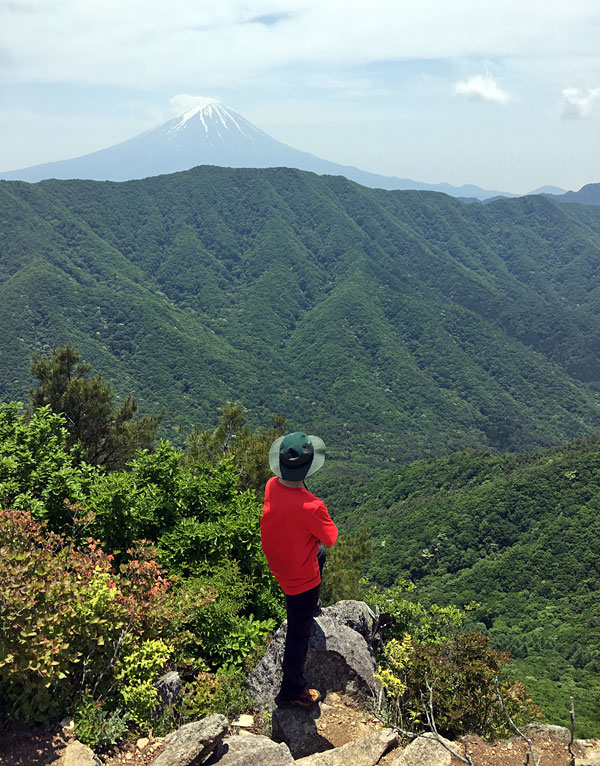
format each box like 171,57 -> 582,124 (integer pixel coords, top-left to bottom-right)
307,501 -> 338,546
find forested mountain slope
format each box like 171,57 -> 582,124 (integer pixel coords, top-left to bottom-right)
341,436 -> 600,733
2,167 -> 600,473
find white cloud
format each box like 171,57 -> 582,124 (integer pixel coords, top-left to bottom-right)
561,87 -> 600,118
169,94 -> 220,115
1,0 -> 599,89
454,74 -> 510,104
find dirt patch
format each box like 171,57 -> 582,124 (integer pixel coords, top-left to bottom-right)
0,723 -> 166,766
0,722 -> 68,766
452,734 -> 593,766
316,691 -> 388,748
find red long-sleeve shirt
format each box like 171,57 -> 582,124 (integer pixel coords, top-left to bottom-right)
261,476 -> 338,595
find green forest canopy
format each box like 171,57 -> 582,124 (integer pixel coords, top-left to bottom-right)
342,436 -> 600,734
2,168 -> 600,482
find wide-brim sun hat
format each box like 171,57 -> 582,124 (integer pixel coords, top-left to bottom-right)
269,431 -> 326,481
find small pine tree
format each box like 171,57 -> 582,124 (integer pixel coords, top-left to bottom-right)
185,402 -> 285,492
29,343 -> 161,469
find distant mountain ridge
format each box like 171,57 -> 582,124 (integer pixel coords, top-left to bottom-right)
2,165 -> 600,473
0,98 -> 516,200
549,182 -> 600,206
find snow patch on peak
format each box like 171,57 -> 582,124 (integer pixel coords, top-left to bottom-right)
165,96 -> 256,139
179,97 -> 223,124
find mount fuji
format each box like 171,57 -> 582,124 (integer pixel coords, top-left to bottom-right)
1,98 -> 515,199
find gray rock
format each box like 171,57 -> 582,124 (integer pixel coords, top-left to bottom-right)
272,705 -> 334,759
521,722 -> 571,742
247,610 -> 379,713
392,735 -> 454,766
573,740 -> 600,765
206,732 -> 295,765
63,741 -> 102,766
321,601 -> 375,643
155,670 -> 182,711
575,747 -> 600,766
231,713 -> 254,728
295,728 -> 398,765
149,714 -> 228,766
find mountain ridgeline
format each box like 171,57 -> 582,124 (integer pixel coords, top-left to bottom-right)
2,166 -> 600,479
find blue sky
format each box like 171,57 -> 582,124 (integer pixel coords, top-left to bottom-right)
1,0 -> 599,194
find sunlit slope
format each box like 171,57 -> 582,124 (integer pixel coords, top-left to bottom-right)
343,437 -> 600,734
1,167 -> 600,463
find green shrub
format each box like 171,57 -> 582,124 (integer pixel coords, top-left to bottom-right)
180,666 -> 253,723
0,510 -> 208,723
0,403 -> 97,529
374,584 -> 542,739
73,693 -> 130,749
114,639 -> 173,730
179,561 -> 279,669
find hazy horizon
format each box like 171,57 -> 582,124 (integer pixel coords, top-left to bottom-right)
1,1 -> 599,195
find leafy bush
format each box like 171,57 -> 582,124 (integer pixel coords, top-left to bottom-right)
374,585 -> 542,738
0,510 -> 207,723
0,403 -> 97,529
114,639 -> 173,730
73,693 -> 130,749
178,561 -> 279,669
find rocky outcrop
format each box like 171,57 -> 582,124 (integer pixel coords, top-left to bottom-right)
294,729 -> 398,765
521,722 -> 571,742
391,735 -> 454,766
206,732 -> 295,765
247,600 -> 379,713
271,705 -> 334,759
149,714 -> 228,766
63,741 -> 102,766
321,601 -> 375,642
154,670 -> 182,712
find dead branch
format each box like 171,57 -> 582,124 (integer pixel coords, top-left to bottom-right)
372,681 -> 475,765
494,679 -> 540,766
567,697 -> 576,766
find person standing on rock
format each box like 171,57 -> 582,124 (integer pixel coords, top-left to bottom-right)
261,431 -> 338,709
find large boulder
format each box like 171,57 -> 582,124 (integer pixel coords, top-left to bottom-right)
206,732 -> 295,765
321,601 -> 375,643
149,714 -> 228,766
295,728 -> 398,765
63,741 -> 102,766
247,601 -> 379,713
271,705 -> 334,759
392,735 -> 454,766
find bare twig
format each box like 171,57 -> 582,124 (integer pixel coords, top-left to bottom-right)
372,681 -> 475,765
91,625 -> 129,696
494,680 -> 540,766
567,697 -> 576,766
421,679 -> 475,766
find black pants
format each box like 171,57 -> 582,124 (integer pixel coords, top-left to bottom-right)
278,545 -> 326,701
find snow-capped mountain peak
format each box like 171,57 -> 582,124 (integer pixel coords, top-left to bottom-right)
166,98 -> 253,138
0,98 -> 518,199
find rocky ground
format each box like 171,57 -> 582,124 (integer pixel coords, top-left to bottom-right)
1,695 -> 598,766
2,602 -> 598,766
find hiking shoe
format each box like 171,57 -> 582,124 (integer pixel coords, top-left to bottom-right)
275,688 -> 322,708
